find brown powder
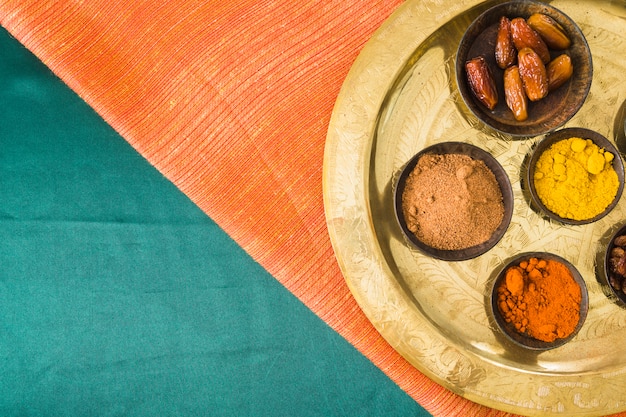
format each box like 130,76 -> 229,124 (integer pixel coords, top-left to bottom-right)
401,153 -> 505,250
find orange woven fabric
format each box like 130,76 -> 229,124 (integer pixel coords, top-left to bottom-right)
0,1 -> 539,416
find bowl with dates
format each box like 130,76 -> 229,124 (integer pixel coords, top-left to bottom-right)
456,0 -> 592,137
604,224 -> 626,306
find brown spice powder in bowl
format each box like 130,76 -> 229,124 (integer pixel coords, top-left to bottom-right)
394,142 -> 513,261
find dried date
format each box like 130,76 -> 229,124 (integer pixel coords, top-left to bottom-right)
465,56 -> 498,110
609,234 -> 626,295
495,16 -> 516,69
510,17 -> 551,64
518,47 -> 549,102
503,65 -> 528,121
547,54 -> 574,91
527,13 -> 571,50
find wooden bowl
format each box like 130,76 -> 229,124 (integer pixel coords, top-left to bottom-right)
602,223 -> 626,306
456,0 -> 592,137
490,252 -> 588,351
527,127 -> 625,225
394,142 -> 513,261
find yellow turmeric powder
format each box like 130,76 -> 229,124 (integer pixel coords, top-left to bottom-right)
533,137 -> 619,221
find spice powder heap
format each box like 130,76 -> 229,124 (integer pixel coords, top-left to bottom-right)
401,153 -> 505,250
497,257 -> 582,343
533,137 -> 619,221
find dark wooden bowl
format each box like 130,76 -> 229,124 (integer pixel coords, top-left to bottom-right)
490,252 -> 589,351
456,0 -> 592,137
527,127 -> 625,225
602,223 -> 626,306
394,142 -> 513,261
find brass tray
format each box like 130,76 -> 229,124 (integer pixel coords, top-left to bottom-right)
323,0 -> 626,415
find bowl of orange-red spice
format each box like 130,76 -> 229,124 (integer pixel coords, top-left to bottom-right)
489,252 -> 588,351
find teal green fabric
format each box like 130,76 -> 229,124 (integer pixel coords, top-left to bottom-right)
0,27 -> 432,416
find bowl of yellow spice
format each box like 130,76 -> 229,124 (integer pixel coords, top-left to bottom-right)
527,127 -> 625,225
490,252 -> 589,350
